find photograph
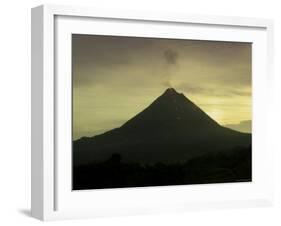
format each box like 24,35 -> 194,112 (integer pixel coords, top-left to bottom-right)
72,34 -> 252,190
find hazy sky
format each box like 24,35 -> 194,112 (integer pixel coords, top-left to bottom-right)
73,34 -> 252,139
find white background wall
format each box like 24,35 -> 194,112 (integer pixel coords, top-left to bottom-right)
0,0 -> 280,225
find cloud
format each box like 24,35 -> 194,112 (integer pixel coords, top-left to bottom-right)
224,120 -> 252,133
175,83 -> 251,97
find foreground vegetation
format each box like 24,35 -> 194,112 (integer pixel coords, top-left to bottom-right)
73,146 -> 251,190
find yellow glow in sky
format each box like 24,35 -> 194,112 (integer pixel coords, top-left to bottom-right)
72,35 -> 252,139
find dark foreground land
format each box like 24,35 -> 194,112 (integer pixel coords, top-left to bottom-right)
73,145 -> 251,190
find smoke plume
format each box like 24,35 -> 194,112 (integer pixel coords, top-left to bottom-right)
162,49 -> 179,87
164,49 -> 178,65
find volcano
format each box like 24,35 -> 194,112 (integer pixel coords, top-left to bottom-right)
73,88 -> 251,166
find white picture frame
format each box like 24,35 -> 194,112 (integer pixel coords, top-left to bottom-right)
31,4 -> 274,221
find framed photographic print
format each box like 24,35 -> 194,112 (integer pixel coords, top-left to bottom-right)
31,4 -> 274,221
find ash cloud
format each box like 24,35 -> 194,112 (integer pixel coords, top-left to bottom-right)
164,49 -> 178,65
162,49 -> 179,87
